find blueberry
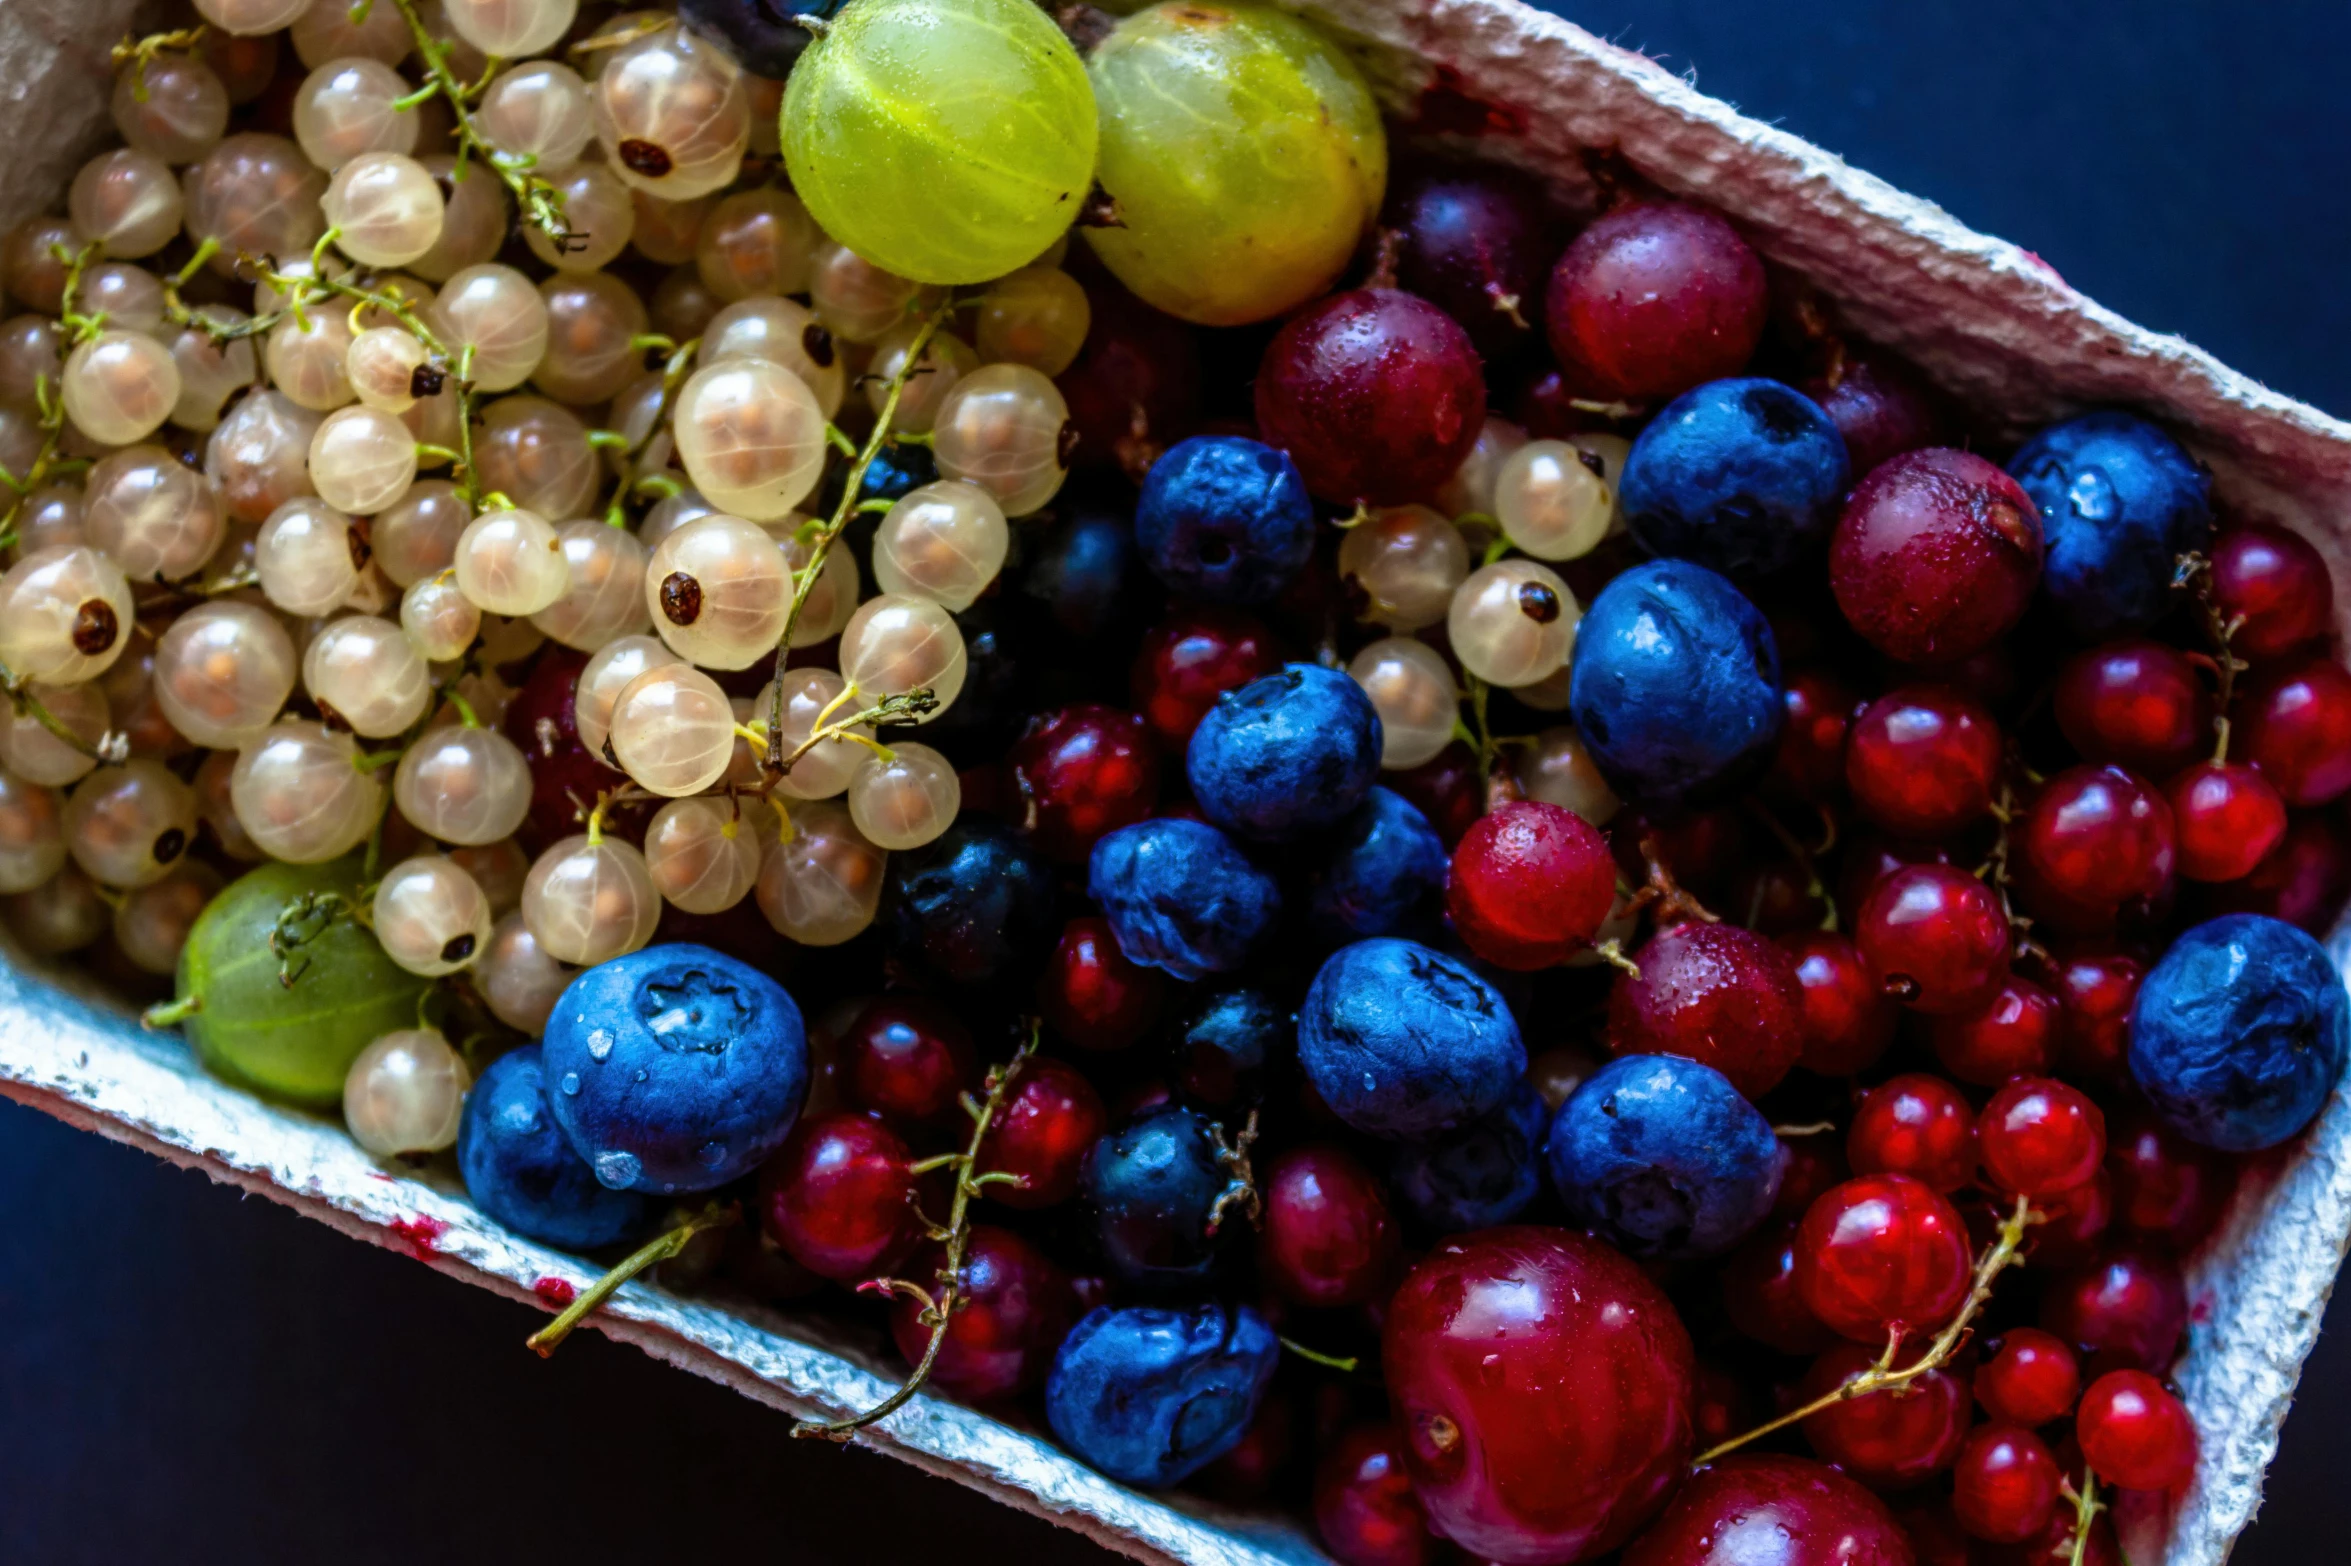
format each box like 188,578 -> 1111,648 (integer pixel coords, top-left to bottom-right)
1088,817 -> 1281,981
542,944 -> 808,1195
1297,938 -> 1526,1140
1546,1054 -> 1785,1258
2007,410 -> 2213,640
1021,507 -> 1139,642
1175,986 -> 1287,1108
1390,1081 -> 1549,1234
678,0 -> 843,80
1567,558 -> 1784,805
2129,913 -> 2349,1151
1307,785 -> 1448,941
913,602 -> 1027,765
1083,1103 -> 1236,1289
1187,664 -> 1383,842
1045,1301 -> 1281,1489
1620,378 -> 1850,578
888,816 -> 1059,986
1133,435 -> 1315,605
458,1047 -> 658,1251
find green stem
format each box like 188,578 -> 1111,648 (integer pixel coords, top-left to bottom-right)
387,0 -> 575,246
526,1204 -> 739,1356
1277,1336 -> 1360,1374
141,994 -> 201,1029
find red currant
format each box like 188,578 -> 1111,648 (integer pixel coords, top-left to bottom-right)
1845,685 -> 2003,838
1929,974 -> 2059,1085
841,995 -> 977,1132
756,1111 -> 919,1283
1854,863 -> 2011,1015
2015,765 -> 2176,934
1976,1327 -> 2082,1427
1800,352 -> 1949,476
1722,1218 -> 1837,1355
2024,1174 -> 2114,1273
1951,1423 -> 2061,1544
1261,1143 -> 1400,1308
1829,447 -> 2043,665
1313,1424 -> 1434,1566
1895,1500 -> 1975,1566
2047,946 -> 2142,1080
2053,640 -> 2209,777
1847,1073 -> 1978,1194
2040,1246 -> 2188,1371
1448,801 -> 1615,970
2167,760 -> 2287,883
2105,1107 -> 2231,1246
1007,704 -> 1162,864
1622,1454 -> 1913,1566
1543,201 -> 1767,402
1794,1174 -> 1974,1344
1781,930 -> 1897,1076
2077,1369 -> 2197,1490
1038,915 -> 1166,1051
2203,808 -> 2351,932
1775,1134 -> 1851,1221
1764,667 -> 1860,805
885,1225 -> 1074,1402
2209,523 -> 2333,662
1129,608 -> 1282,748
2236,655 -> 2351,807
1979,1076 -> 2106,1198
1605,920 -> 1807,1097
1798,1340 -> 1971,1485
1255,287 -> 1487,506
975,1055 -> 1108,1209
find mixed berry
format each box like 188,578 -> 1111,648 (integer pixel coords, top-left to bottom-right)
0,0 -> 2343,1562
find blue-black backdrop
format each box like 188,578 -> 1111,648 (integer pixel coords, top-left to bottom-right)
5,3 -> 2347,1561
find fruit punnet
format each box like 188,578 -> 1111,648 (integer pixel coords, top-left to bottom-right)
13,0 -> 2341,1557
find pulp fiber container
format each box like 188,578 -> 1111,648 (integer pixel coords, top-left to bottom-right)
4,2 -> 2349,1562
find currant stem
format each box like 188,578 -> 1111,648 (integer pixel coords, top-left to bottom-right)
141,994 -> 202,1029
2062,1469 -> 2104,1566
1204,1107 -> 1262,1235
1278,1336 -> 1360,1374
0,241 -> 100,545
526,1203 -> 739,1357
1745,799 -> 1838,931
388,0 -> 576,247
2175,551 -> 2248,764
0,660 -> 112,763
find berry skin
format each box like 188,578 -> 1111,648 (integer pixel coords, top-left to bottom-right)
1951,1424 -> 2062,1544
2236,655 -> 2351,807
2104,1107 -> 2230,1245
1007,703 -> 1162,864
886,1225 -> 1074,1403
976,1055 -> 1107,1209
2007,410 -> 2214,641
1548,1053 -> 1785,1259
1172,986 -> 1285,1109
2128,912 -> 2351,1151
1543,201 -> 1767,403
2053,639 -> 2209,776
2026,1173 -> 2115,1273
1313,1423 -> 1434,1566
1605,920 -> 1807,1098
1794,1174 -> 1974,1343
1930,975 -> 2060,1085
1844,684 -> 2003,838
2168,761 -> 2287,883
756,1111 -> 920,1283
1447,799 -> 1615,970
1620,1454 -> 1911,1566
1979,1076 -> 2107,1198
1855,863 -> 2011,1016
1132,435 -> 1315,604
1782,930 -> 1898,1076
2049,946 -> 2142,1080
1829,446 -> 2043,665
2076,1369 -> 2197,1491
887,818 -> 1060,987
1389,1082 -> 1550,1235
1020,507 -> 1140,641
840,994 -> 976,1131
2040,1245 -> 2188,1371
1847,1073 -> 1977,1194
2203,808 -> 2351,933
677,0 -> 837,77
1310,786 -> 1449,941
1797,1342 -> 1971,1486
1254,288 -> 1487,507
1722,1218 -> 1838,1355
1765,667 -> 1860,805
1617,378 -> 1850,578
457,1046 -> 658,1252
1383,1227 -> 1696,1564
1389,168 -> 1551,361
1299,937 -> 1526,1140
1259,1143 -> 1399,1308
1083,1102 -> 1236,1289
1188,663 -> 1383,842
1799,352 -> 1948,476
1977,1327 -> 2082,1427
1039,915 -> 1167,1051
1568,559 -> 1785,806
1129,607 -> 1283,748
2015,764 -> 2177,935
1088,816 -> 1282,981
1046,1301 -> 1280,1489
2209,523 -> 2333,662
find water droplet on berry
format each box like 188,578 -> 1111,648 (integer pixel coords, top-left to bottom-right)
560,1071 -> 580,1096
594,1149 -> 642,1188
586,1027 -> 615,1062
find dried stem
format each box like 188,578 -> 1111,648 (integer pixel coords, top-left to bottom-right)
1745,799 -> 1837,931
1628,834 -> 1719,928
1204,1107 -> 1262,1235
388,0 -> 576,247
267,888 -> 367,988
527,1203 -> 739,1356
0,658 -> 119,764
2174,551 -> 2247,763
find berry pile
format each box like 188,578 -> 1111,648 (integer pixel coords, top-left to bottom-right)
0,0 -> 2344,1561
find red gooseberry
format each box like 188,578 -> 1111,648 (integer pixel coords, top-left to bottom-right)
1313,1424 -> 1434,1566
1260,1143 -> 1400,1309
1977,1327 -> 2083,1427
1845,685 -> 2003,838
1605,920 -> 1807,1097
976,1056 -> 1108,1210
1930,974 -> 2060,1085
1854,863 -> 2011,1015
2168,760 -> 2287,883
2209,523 -> 2333,662
1798,1340 -> 1972,1486
1782,929 -> 1898,1076
2053,639 -> 2208,776
1448,800 -> 1615,970
1951,1423 -> 2062,1544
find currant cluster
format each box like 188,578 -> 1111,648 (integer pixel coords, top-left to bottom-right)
2,1 -> 2343,1563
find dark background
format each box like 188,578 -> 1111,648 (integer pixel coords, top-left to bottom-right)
7,2 -> 2350,1561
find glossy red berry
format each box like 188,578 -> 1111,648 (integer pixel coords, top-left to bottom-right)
757,1111 -> 919,1283
1723,1218 -> 1837,1354
841,995 -> 977,1132
1448,801 -> 1615,970
1313,1424 -> 1434,1566
1794,1174 -> 1973,1343
2202,808 -> 2351,933
1386,740 -> 1484,849
2053,640 -> 2209,776
1829,447 -> 2044,665
2209,523 -> 2333,662
1854,863 -> 2011,1016
2015,765 -> 2176,934
1845,685 -> 2004,837
1800,353 -> 1949,476
2040,1246 -> 2188,1371
1847,1073 -> 1978,1194
1781,930 -> 1897,1076
2077,1369 -> 2197,1491
1255,287 -> 1486,506
1543,201 -> 1767,403
1979,1077 -> 2106,1198
2047,947 -> 2142,1080
1382,1227 -> 1695,1564
2236,655 -> 2351,807
1261,1144 -> 1399,1308
2025,1174 -> 2114,1274
1977,1327 -> 2082,1427
1605,920 -> 1807,1097
506,645 -> 653,851
2161,759 -> 2288,889
2105,1107 -> 2230,1246
1951,1423 -> 2062,1544
1622,1454 -> 1912,1566
1775,1134 -> 1851,1222
976,1055 -> 1108,1209
1007,704 -> 1162,863
1765,668 -> 1860,804
1389,169 -> 1553,362
1798,1341 -> 1971,1487
1039,915 -> 1166,1051
1930,974 -> 2060,1085
1129,608 -> 1282,748
886,1225 -> 1073,1403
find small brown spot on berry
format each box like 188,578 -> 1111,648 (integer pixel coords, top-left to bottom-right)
1517,581 -> 1562,623
152,826 -> 186,865
347,520 -> 373,572
440,932 -> 476,963
617,139 -> 673,178
409,364 -> 445,399
801,323 -> 836,369
661,571 -> 703,625
70,599 -> 118,656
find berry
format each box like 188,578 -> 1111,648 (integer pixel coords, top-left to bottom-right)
1620,1454 -> 1910,1566
457,1046 -> 657,1252
2168,761 -> 2287,882
887,1225 -> 1074,1403
1568,559 -> 1785,805
841,994 -> 977,1131
1388,1082 -> 1549,1236
1543,201 -> 1767,403
2014,764 -> 2177,935
1088,816 -> 1282,981
1618,378 -> 1849,578
2006,411 -> 2213,641
2049,946 -> 2142,1079
1188,663 -> 1383,842
1979,1076 -> 2107,1198
2202,808 -> 2351,932
1446,800 -> 1615,970
1951,1424 -> 2062,1544
1977,1327 -> 2082,1427
1383,1228 -> 1695,1563
1605,920 -> 1807,1098
1132,435 -> 1316,604
2026,1173 -> 2115,1273
1797,1341 -> 1971,1486
1765,667 -> 1860,805
1254,287 -> 1486,507
2129,913 -> 2351,1150
887,817 -> 1059,986
1830,446 -> 2043,665
1310,786 -> 1449,941
1020,506 -> 1140,642
1782,930 -> 1898,1076
1299,938 -> 1526,1139
1855,863 -> 2011,1015
1007,703 -> 1162,864
977,1055 -> 1107,1209
1548,1053 -> 1785,1258
1847,1073 -> 1978,1194
1389,168 -> 1552,361
1045,1301 -> 1281,1489
1799,352 -> 1948,476
2040,1246 -> 2188,1370
1173,987 -> 1284,1109
2236,655 -> 2351,807
1930,975 -> 2061,1085
1129,607 -> 1284,749
1722,1218 -> 1837,1354
1844,684 -> 2003,838
2053,639 -> 2209,776
756,1111 -> 920,1282
1794,1174 -> 1973,1343
1085,1102 -> 1238,1289
1313,1423 -> 1434,1566
2076,1369 -> 2197,1490
2208,523 -> 2333,662
1056,272 -> 1201,478
2105,1107 -> 2230,1245
1385,740 -> 1485,849
1201,1394 -> 1296,1503
1260,1143 -> 1399,1307
1040,915 -> 1168,1051
677,0 -> 838,77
